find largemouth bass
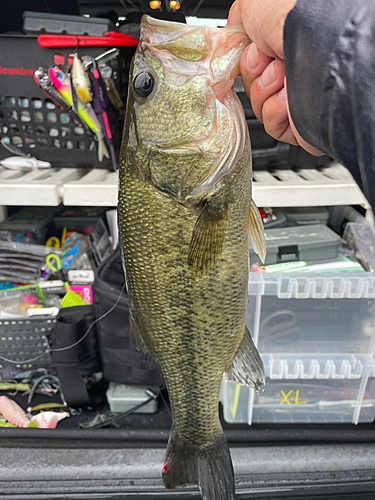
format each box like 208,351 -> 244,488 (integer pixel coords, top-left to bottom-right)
118,16 -> 266,500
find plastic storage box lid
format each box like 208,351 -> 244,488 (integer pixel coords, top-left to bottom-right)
251,224 -> 342,265
106,383 -> 159,414
22,11 -> 116,36
0,207 -> 52,233
283,207 -> 329,226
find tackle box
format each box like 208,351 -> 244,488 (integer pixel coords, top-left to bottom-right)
106,382 -> 159,414
0,206 -> 52,243
283,206 -> 329,226
250,224 -> 342,266
22,11 -> 116,37
0,35 -> 136,169
222,224 -> 375,425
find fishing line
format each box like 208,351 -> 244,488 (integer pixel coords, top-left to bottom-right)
159,388 -> 172,419
0,284 -> 126,364
191,0 -> 205,16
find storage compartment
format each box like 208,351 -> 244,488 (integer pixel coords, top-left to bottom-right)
106,382 -> 159,414
0,35 -> 136,169
0,316 -> 54,373
224,360 -> 375,425
250,224 -> 342,265
222,271 -> 375,425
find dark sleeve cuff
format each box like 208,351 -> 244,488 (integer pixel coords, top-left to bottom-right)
283,0 -> 375,208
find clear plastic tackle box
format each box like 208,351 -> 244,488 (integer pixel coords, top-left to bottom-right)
222,252 -> 375,425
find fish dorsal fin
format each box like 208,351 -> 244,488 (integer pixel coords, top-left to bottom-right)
248,198 -> 266,264
226,325 -> 265,391
188,201 -> 228,277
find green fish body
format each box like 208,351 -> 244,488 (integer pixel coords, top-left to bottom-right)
118,16 -> 266,500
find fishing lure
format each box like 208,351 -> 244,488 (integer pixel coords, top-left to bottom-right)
0,395 -> 30,427
0,382 -> 30,392
90,61 -> 117,170
49,67 -> 109,161
33,411 -> 69,429
100,65 -> 125,116
33,67 -> 83,127
72,54 -> 93,103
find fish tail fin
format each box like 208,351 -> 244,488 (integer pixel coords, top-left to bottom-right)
163,429 -> 235,500
97,137 -> 109,161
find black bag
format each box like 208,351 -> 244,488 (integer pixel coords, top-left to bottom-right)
93,247 -> 165,386
48,305 -> 103,407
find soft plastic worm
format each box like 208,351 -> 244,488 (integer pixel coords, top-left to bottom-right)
0,396 -> 30,428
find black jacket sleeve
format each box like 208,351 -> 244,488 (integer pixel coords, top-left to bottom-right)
284,0 -> 375,210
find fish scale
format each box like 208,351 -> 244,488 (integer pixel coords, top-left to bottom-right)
119,147 -> 250,447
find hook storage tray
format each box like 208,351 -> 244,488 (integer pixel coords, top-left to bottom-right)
0,35 -> 136,169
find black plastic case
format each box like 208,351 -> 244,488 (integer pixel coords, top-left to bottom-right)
22,11 -> 116,36
0,35 -> 135,168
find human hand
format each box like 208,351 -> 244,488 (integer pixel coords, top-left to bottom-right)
227,0 -> 322,156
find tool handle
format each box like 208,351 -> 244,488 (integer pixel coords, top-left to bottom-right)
37,33 -> 138,48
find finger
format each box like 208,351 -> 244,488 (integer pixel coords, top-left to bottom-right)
249,58 -> 285,122
240,43 -> 273,96
227,0 -> 242,27
261,88 -> 299,145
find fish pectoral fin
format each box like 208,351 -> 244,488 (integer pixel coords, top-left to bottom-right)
188,201 -> 228,277
129,310 -> 149,355
248,198 -> 266,264
225,326 -> 265,391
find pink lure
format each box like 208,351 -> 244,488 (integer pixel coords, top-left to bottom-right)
0,395 -> 30,428
33,411 -> 69,429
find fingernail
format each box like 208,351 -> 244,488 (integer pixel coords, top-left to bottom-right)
259,61 -> 276,88
247,43 -> 259,69
278,86 -> 287,101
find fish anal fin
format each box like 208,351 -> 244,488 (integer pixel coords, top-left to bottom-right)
163,429 -> 235,500
188,201 -> 228,278
248,198 -> 266,264
129,310 -> 149,355
226,326 -> 265,391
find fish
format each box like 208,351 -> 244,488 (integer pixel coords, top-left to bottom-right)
89,61 -> 117,170
49,67 -> 109,162
33,67 -> 83,126
72,54 -> 93,103
118,15 -> 266,500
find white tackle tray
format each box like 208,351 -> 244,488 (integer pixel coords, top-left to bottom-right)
222,270 -> 375,425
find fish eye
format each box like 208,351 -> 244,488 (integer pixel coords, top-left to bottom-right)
133,71 -> 155,98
